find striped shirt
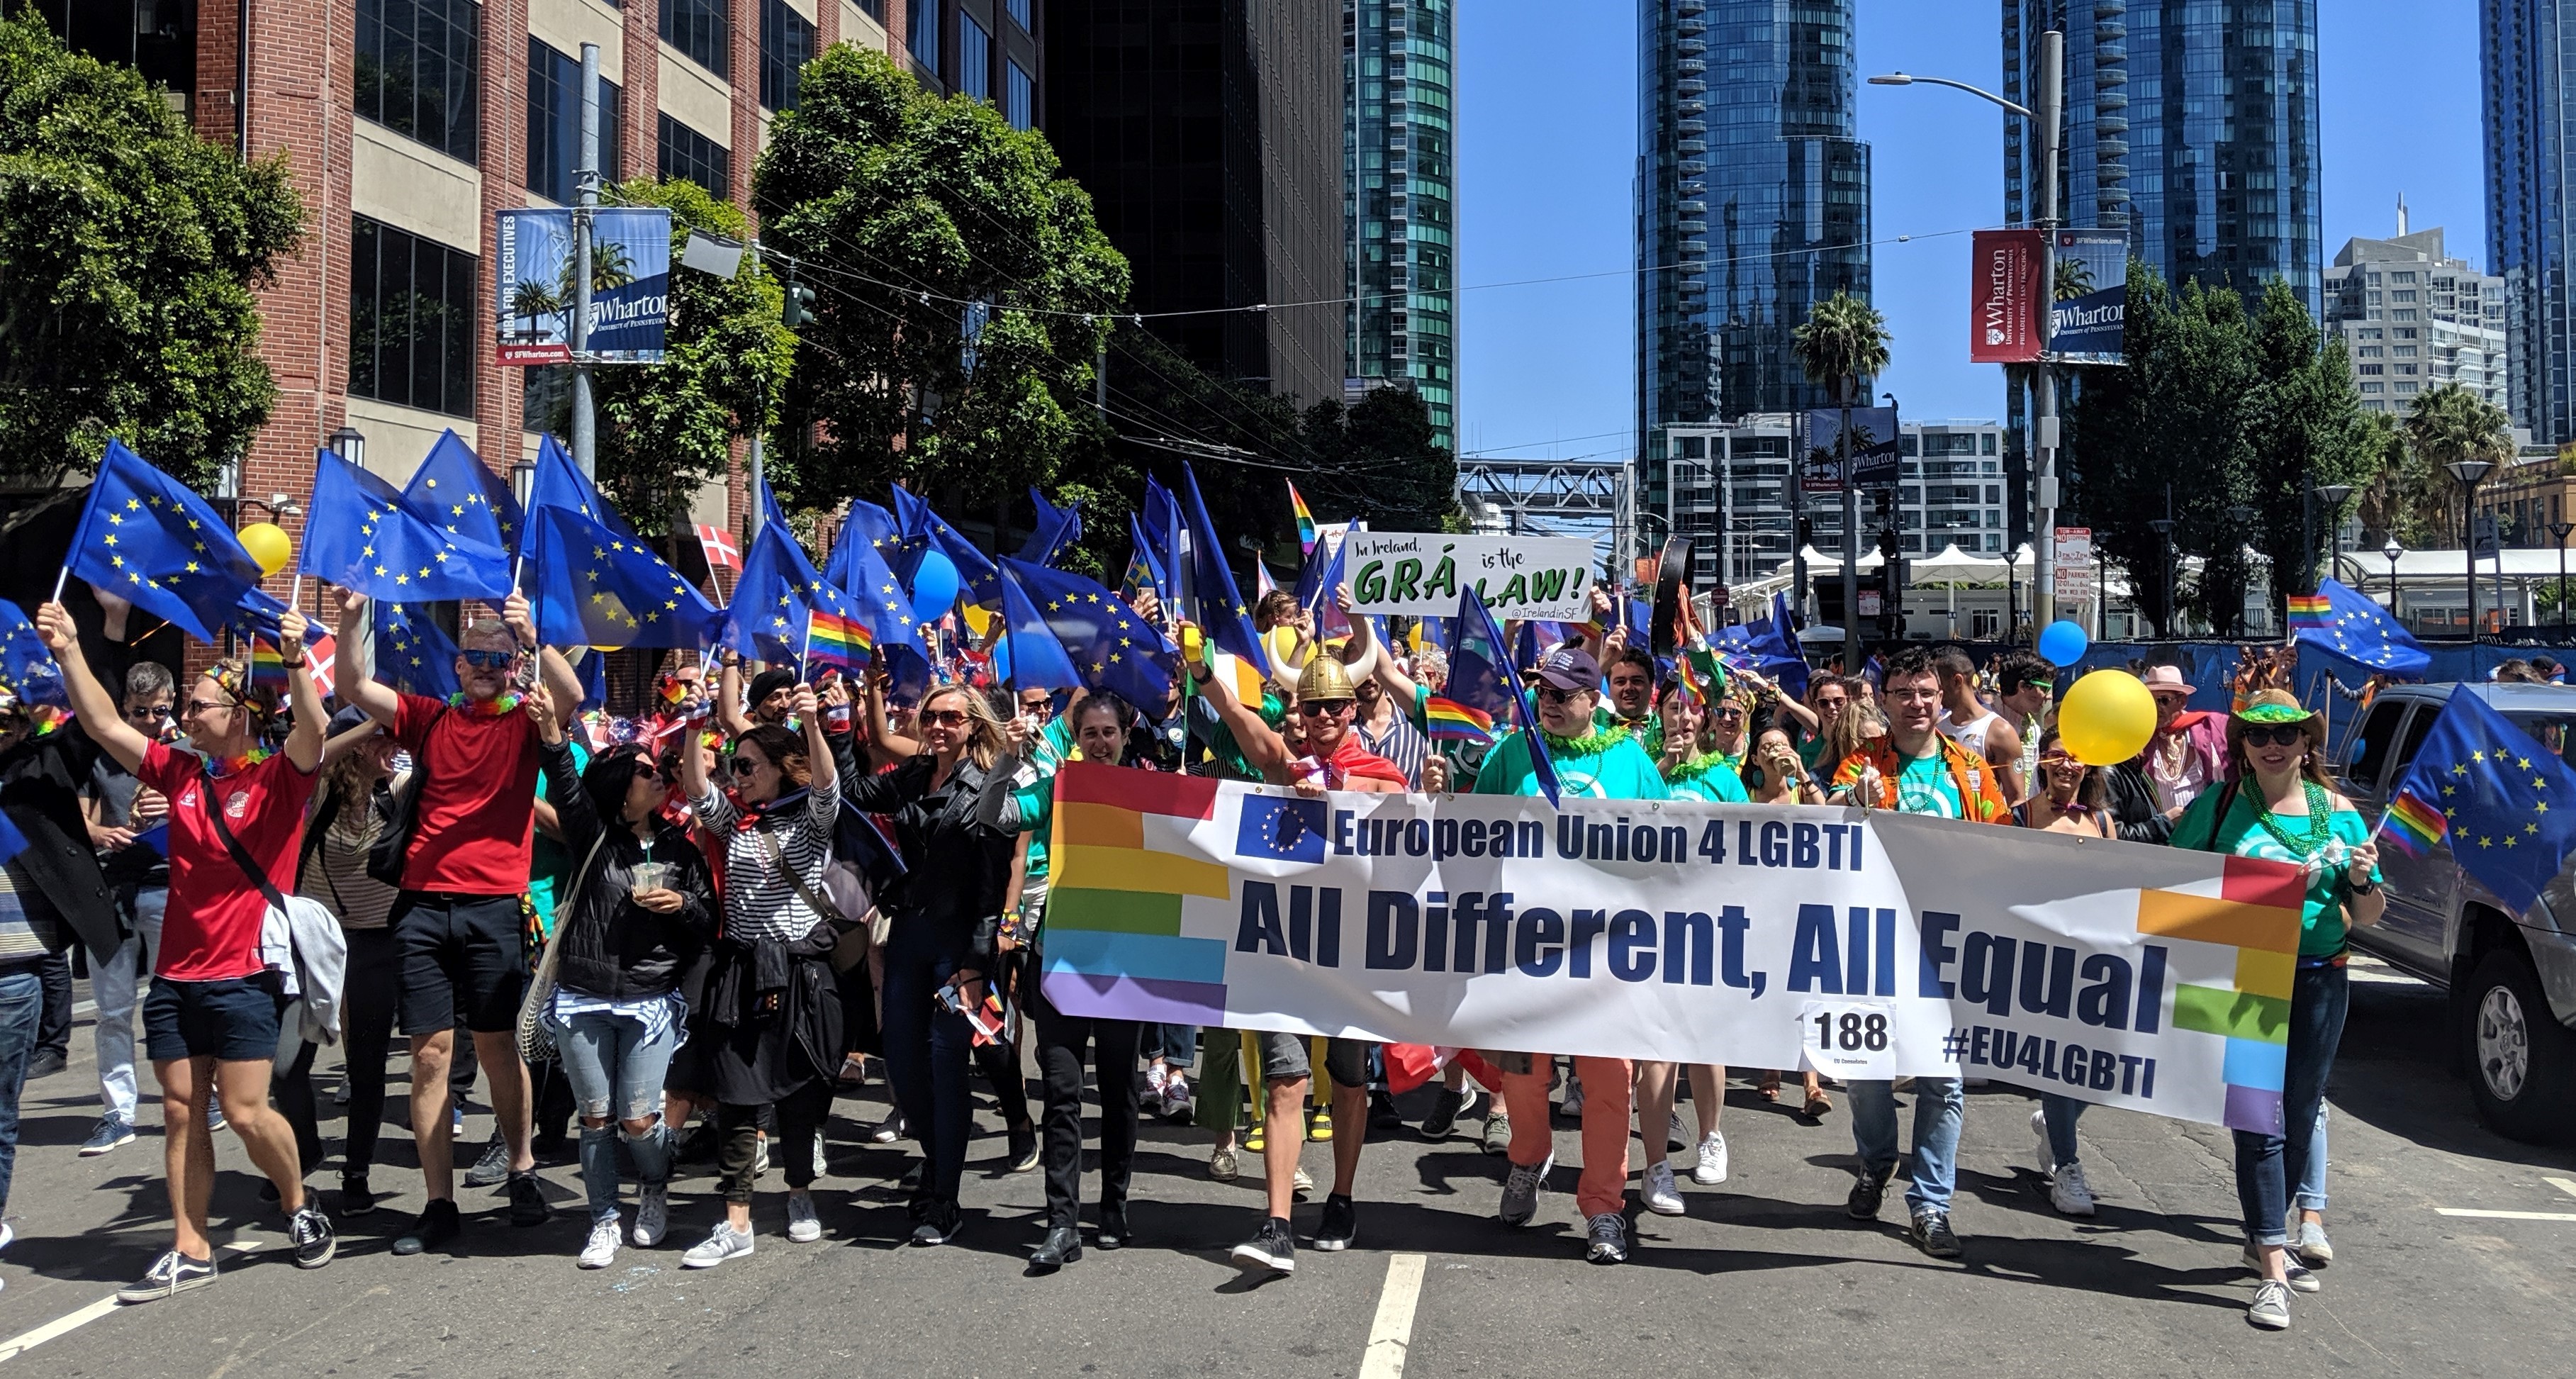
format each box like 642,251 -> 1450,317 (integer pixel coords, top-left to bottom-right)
0,862 -> 42,963
690,778 -> 841,943
1355,710 -> 1428,791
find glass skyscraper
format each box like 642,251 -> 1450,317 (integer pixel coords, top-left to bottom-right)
1345,0 -> 1456,450
2002,1 -> 2322,313
1638,0 -> 1871,478
2487,0 -> 2576,444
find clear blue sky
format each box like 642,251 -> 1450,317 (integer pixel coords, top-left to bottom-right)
1455,0 -> 2488,460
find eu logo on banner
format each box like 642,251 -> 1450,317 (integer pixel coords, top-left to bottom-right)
1236,796 -> 1326,865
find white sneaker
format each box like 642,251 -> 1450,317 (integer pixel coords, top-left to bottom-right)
1692,1131 -> 1730,1185
1642,1161 -> 1686,1216
578,1217 -> 622,1269
634,1185 -> 669,1247
2029,1107 -> 2056,1181
2050,1159 -> 2098,1217
1292,1165 -> 1314,1195
787,1193 -> 822,1243
754,1137 -> 770,1178
812,1137 -> 830,1180
681,1222 -> 754,1269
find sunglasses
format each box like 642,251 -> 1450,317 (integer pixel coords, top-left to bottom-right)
1715,707 -> 1747,721
919,708 -> 969,728
727,757 -> 766,777
460,649 -> 520,670
182,698 -> 232,717
631,761 -> 665,783
2239,725 -> 2311,749
1535,686 -> 1586,705
125,705 -> 170,721
1300,699 -> 1354,718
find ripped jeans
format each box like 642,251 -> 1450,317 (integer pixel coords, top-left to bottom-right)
544,1004 -> 683,1222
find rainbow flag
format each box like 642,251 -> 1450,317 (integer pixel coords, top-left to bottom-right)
1287,481 -> 1316,555
805,607 -> 873,673
1423,695 -> 1495,742
2285,593 -> 2334,632
2380,788 -> 2448,858
248,638 -> 289,693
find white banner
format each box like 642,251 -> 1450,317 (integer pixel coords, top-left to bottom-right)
1039,766 -> 2305,1134
1343,531 -> 1596,622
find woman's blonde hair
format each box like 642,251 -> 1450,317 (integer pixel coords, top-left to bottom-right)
920,684 -> 1009,771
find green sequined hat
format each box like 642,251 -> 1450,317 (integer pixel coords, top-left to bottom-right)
2231,689 -> 2317,725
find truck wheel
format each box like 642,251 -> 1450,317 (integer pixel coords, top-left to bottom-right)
2463,946 -> 2576,1144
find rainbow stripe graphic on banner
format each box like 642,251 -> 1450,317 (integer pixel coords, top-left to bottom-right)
2133,856 -> 2305,1134
2285,593 -> 2334,632
1043,765 -> 1234,1023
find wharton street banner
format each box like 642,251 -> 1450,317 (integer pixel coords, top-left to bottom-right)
1038,764 -> 2305,1135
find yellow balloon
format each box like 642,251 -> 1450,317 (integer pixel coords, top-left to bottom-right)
238,522 -> 292,578
2058,669 -> 2158,767
1262,624 -> 1310,675
959,603 -> 994,637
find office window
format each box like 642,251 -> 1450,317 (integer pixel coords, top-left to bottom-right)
661,0 -> 728,77
1006,0 -> 1031,30
349,216 -> 476,419
355,0 -> 479,163
907,0 -> 937,69
527,40 -> 624,203
1004,59 -> 1032,128
761,0 -> 813,111
658,113 -> 730,193
523,364 -> 573,437
958,13 -> 990,99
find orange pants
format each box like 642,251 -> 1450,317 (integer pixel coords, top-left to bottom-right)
1501,1055 -> 1633,1219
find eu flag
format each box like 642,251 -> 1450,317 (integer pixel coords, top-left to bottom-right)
1143,474 -> 1185,608
2292,576 -> 2429,676
2382,688 -> 2576,913
516,433 -> 639,562
724,502 -> 834,665
299,448 -> 513,601
1447,586 -> 1559,805
374,600 -> 461,698
1709,601 -> 1810,699
1234,795 -> 1326,864
403,429 -> 522,557
1120,513 -> 1166,607
998,557 -> 1177,708
890,483 -> 1001,605
529,506 -> 721,649
1179,466 -> 1266,674
995,562 -> 1085,692
822,498 -> 904,592
1016,488 -> 1082,566
0,601 -> 67,710
69,440 -> 286,644
839,526 -> 935,702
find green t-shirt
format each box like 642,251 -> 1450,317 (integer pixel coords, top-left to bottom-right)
529,737 -> 591,933
1592,705 -> 1664,760
1472,727 -> 1669,801
2174,785 -> 2380,958
1895,751 -> 1964,819
1662,756 -> 1750,803
1019,717 -> 1077,886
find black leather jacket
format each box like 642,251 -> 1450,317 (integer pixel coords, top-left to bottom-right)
539,742 -> 715,1001
2105,759 -> 2175,846
841,752 -> 1018,959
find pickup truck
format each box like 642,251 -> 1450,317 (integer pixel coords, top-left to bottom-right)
2331,681 -> 2576,1142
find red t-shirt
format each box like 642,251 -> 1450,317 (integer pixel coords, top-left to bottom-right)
393,691 -> 542,895
142,742 -> 318,982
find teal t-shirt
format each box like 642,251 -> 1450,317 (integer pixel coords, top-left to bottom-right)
1472,728 -> 1670,800
1895,752 -> 1964,819
530,737 -> 592,932
2174,784 -> 2380,958
1020,716 -> 1077,886
1662,756 -> 1750,803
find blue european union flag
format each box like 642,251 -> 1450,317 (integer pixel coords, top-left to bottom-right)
2294,576 -> 2430,676
0,601 -> 67,710
2384,688 -> 2576,914
516,433 -> 639,563
724,501 -> 834,665
1180,466 -> 1267,674
1235,795 -> 1326,865
838,524 -> 934,702
403,429 -> 522,557
530,506 -> 721,649
1016,487 -> 1083,566
69,440 -> 286,644
998,557 -> 1176,708
822,498 -> 903,591
0,808 -> 26,869
1143,474 -> 1182,586
1709,605 -> 1810,699
374,601 -> 460,698
996,562 -> 1086,692
299,448 -> 513,601
1449,585 -> 1559,806
890,483 -> 1002,605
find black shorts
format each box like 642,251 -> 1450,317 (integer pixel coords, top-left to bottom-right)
1255,1031 -> 1370,1088
393,891 -> 528,1036
143,972 -> 285,1063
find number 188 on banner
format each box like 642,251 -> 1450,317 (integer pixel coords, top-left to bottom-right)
1801,999 -> 1896,1080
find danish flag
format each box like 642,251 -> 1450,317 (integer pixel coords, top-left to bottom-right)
694,523 -> 743,573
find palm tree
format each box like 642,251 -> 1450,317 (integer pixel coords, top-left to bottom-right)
508,278 -> 564,344
2404,384 -> 2514,545
1791,291 -> 1891,406
2054,257 -> 2094,303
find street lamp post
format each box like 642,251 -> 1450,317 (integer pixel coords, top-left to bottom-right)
2149,517 -> 2176,638
2310,482 -> 2352,587
2553,521 -> 2575,635
2383,537 -> 2406,627
1872,28 -> 2064,647
2449,459 -> 2496,641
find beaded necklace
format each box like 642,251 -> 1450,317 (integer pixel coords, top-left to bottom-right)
1539,722 -> 1628,755
446,691 -> 523,719
207,747 -> 273,779
2251,778 -> 2332,858
1661,749 -> 1735,787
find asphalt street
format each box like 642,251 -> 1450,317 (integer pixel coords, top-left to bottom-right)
1,956 -> 2570,1377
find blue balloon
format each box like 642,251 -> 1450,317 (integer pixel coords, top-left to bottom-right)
909,550 -> 961,625
2038,619 -> 2089,668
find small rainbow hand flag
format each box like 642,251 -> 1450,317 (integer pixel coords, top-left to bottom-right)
805,607 -> 873,673
1423,694 -> 1495,743
248,638 -> 290,693
2285,593 -> 2334,632
2380,787 -> 2446,858
1287,481 -> 1316,556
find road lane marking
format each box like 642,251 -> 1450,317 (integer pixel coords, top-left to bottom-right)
0,1239 -> 264,1365
1358,1253 -> 1428,1379
2435,1208 -> 2576,1222
2546,1176 -> 2576,1202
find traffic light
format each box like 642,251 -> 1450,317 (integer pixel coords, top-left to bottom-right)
782,277 -> 817,328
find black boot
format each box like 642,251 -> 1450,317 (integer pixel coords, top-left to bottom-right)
1028,1223 -> 1082,1271
1096,1208 -> 1131,1251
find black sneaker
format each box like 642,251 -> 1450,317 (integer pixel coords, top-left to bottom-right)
1312,1195 -> 1357,1252
339,1173 -> 376,1217
1421,1086 -> 1467,1139
289,1206 -> 337,1269
117,1249 -> 216,1303
908,1202 -> 960,1246
1910,1210 -> 1964,1258
1229,1216 -> 1295,1275
506,1171 -> 551,1227
463,1137 -> 510,1189
1007,1125 -> 1039,1173
392,1198 -> 462,1256
1370,1090 -> 1404,1129
1845,1169 -> 1891,1221
23,1049 -> 66,1081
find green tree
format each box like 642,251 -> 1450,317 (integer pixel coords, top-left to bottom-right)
526,177 -> 794,535
2240,279 -> 2378,598
0,14 -> 302,488
751,46 -> 1128,514
1791,291 -> 1891,405
2402,382 -> 2513,546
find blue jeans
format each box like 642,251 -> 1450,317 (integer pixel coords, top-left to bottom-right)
880,925 -> 976,1210
544,1003 -> 683,1222
93,887 -> 164,1122
1140,1022 -> 1198,1068
2040,1092 -> 2085,1166
0,968 -> 47,1217
2294,1102 -> 2329,1213
2233,962 -> 2348,1247
1851,1076 -> 1965,1217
